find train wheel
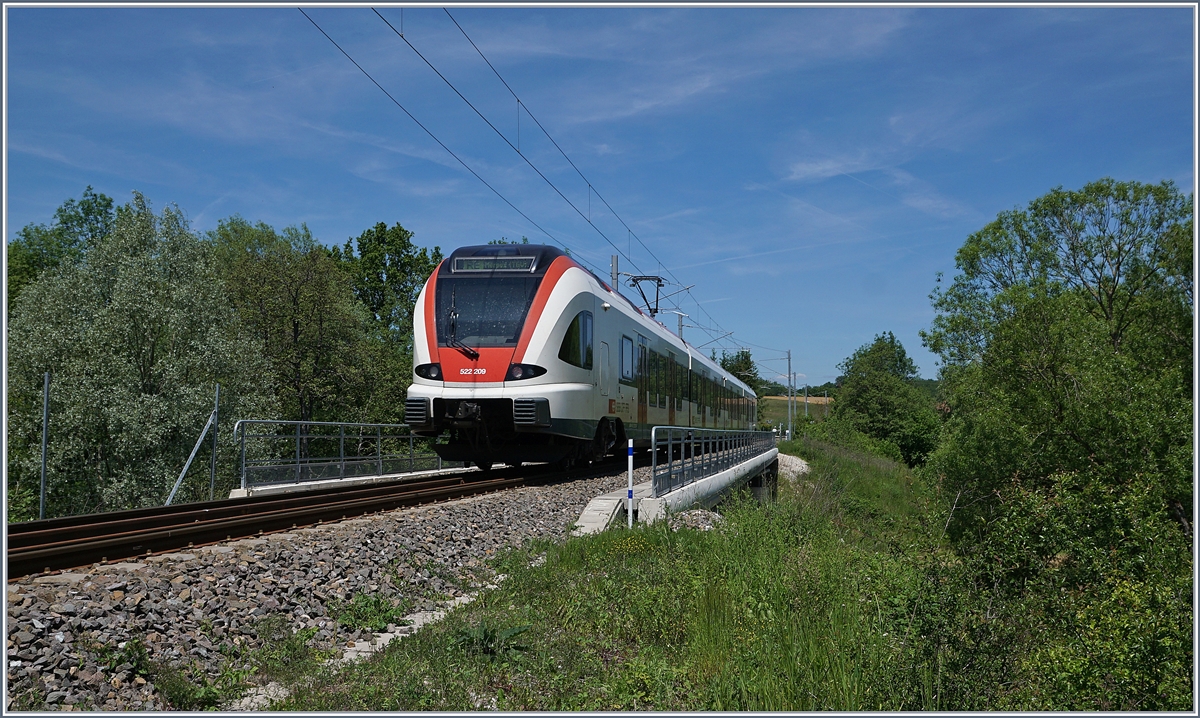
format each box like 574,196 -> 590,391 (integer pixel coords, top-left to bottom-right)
475,459 -> 493,472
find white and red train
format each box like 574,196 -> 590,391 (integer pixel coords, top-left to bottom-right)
404,244 -> 756,469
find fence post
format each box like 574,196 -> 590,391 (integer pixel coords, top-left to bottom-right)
377,426 -> 383,475
650,428 -> 657,497
208,383 -> 220,502
240,423 -> 247,491
295,423 -> 301,483
409,435 -> 415,472
336,425 -> 345,480
39,372 -> 50,520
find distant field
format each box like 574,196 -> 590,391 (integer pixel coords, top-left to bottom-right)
760,395 -> 829,428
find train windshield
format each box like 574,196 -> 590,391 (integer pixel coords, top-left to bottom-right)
435,275 -> 542,347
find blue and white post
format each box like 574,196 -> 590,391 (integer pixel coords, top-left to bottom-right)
627,439 -> 634,528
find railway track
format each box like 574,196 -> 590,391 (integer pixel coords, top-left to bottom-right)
6,463 -> 581,579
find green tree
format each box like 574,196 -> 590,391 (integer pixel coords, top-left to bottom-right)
7,193 -> 277,519
214,217 -> 368,424
7,186 -> 115,308
829,332 -> 940,466
330,221 -> 442,344
923,178 -> 1192,528
916,178 -> 1193,709
329,222 -> 442,423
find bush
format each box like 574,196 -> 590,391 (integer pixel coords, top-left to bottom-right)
829,332 -> 940,466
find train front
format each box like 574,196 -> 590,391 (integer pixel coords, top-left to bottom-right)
403,244 -> 594,470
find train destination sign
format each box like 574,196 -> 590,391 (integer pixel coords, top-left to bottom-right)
453,256 -> 536,272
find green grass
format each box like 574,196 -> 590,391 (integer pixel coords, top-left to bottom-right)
277,437 -> 946,711
329,593 -> 413,633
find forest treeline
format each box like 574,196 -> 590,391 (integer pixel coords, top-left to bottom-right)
804,177 -> 1193,709
7,190 -> 441,519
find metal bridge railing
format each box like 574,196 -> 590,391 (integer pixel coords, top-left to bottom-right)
650,426 -> 776,498
233,420 -> 442,490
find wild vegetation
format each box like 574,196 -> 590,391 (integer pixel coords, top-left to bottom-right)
916,178 -> 1193,709
6,177 -> 1192,708
280,438 -> 938,711
281,176 -> 1191,710
6,190 -> 440,519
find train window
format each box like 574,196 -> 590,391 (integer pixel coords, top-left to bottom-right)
436,276 -> 541,346
657,352 -> 667,405
558,311 -> 593,369
661,356 -> 668,408
620,336 -> 633,380
647,351 -> 656,400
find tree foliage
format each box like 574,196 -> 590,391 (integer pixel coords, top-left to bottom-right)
7,194 -> 277,519
916,178 -> 1193,709
213,217 -> 368,424
328,221 -> 442,424
828,332 -> 939,466
331,221 -> 443,344
7,193 -> 445,519
923,178 -> 1192,529
7,186 -> 115,309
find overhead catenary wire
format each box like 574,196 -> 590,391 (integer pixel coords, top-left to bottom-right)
318,7 -> 758,356
297,8 -> 609,278
374,8 -> 643,279
437,8 -> 743,351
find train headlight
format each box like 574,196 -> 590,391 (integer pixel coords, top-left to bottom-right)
415,363 -> 442,380
506,364 -> 547,381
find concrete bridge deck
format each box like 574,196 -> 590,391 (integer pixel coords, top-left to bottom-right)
573,448 -> 778,535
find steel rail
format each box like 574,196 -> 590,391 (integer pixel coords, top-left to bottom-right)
7,472 -> 478,550
6,465 -> 560,579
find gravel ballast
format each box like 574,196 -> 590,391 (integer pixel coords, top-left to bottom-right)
5,463 -> 653,711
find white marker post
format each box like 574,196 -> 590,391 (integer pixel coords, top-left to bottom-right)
627,439 -> 634,528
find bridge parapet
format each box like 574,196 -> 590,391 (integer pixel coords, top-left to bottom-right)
651,426 -> 776,498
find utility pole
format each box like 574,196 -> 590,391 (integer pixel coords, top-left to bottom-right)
804,384 -> 808,417
39,372 -> 50,520
791,373 -> 797,435
786,350 -> 793,441
611,255 -> 619,291
678,312 -> 684,340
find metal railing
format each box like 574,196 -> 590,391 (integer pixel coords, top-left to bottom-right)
650,426 -> 776,498
233,420 -> 442,490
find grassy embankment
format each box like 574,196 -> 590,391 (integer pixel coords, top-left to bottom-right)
277,438 -> 949,711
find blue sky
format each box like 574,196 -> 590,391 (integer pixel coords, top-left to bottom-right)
5,5 -> 1194,388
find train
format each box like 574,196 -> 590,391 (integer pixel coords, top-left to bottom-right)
404,244 -> 757,470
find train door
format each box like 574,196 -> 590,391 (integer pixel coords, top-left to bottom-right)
636,336 -> 648,428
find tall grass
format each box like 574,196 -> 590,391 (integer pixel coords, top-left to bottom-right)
281,438 -> 943,711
